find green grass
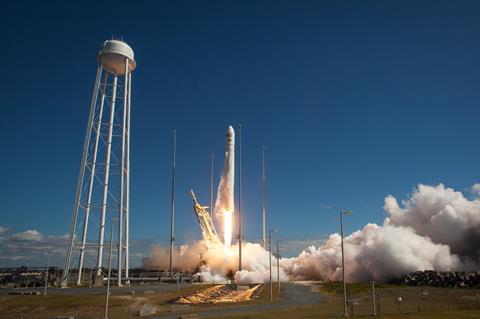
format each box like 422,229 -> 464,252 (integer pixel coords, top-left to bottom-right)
1,283 -> 479,319
320,282 -> 397,294
204,283 -> 480,319
0,284 -> 213,319
207,308 -> 480,319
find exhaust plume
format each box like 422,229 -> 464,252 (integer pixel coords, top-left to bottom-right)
281,183 -> 480,282
143,183 -> 480,283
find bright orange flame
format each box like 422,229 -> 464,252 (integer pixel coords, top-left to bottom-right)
223,209 -> 233,247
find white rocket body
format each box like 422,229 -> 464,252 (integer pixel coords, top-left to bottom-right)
214,126 -> 235,247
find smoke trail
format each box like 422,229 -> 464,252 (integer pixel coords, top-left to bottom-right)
143,183 -> 480,283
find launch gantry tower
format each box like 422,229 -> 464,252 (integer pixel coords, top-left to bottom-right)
190,190 -> 220,244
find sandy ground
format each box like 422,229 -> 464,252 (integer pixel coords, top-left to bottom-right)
178,284 -> 262,304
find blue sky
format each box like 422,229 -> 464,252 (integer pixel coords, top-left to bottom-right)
1,1 -> 480,265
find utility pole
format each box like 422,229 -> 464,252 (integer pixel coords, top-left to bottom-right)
169,130 -> 176,275
340,210 -> 352,317
262,146 -> 266,248
371,281 -> 377,316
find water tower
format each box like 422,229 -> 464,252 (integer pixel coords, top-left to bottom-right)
62,39 -> 136,287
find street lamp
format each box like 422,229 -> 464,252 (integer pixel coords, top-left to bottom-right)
340,210 -> 352,317
371,281 -> 377,316
43,254 -> 50,296
276,239 -> 282,294
268,228 -> 277,301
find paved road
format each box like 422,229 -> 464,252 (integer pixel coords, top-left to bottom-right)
154,282 -> 325,319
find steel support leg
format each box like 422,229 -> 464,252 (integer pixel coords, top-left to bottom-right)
97,75 -> 118,276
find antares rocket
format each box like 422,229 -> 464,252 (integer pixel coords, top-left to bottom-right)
214,126 -> 235,247
189,126 -> 235,247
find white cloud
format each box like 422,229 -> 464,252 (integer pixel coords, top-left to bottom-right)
12,229 -> 43,241
0,226 -> 10,235
471,183 -> 480,196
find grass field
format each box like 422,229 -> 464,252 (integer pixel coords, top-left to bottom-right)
0,282 -> 479,319
0,284 -> 212,319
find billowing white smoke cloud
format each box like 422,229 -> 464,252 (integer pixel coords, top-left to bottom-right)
144,183 -> 480,283
143,241 -> 288,284
385,184 -> 480,266
281,183 -> 480,282
281,224 -> 460,282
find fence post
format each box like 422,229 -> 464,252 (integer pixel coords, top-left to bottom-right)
332,296 -> 335,315
416,288 -> 421,312
377,293 -> 381,315
297,297 -> 300,319
446,291 -> 450,311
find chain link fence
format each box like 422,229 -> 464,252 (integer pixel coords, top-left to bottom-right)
1,286 -> 479,318
326,287 -> 480,317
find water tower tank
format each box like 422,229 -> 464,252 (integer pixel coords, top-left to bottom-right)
97,40 -> 136,75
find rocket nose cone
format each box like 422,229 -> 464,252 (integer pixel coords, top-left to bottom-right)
227,125 -> 235,137
226,125 -> 235,144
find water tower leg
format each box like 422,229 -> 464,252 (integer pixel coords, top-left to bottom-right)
125,72 -> 132,284
117,60 -> 129,287
62,66 -> 102,287
77,73 -> 108,285
96,75 -> 118,276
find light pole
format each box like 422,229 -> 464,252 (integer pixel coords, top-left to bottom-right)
268,228 -> 277,301
371,281 -> 377,316
340,210 -> 352,317
169,129 -> 177,276
276,239 -> 282,294
238,124 -> 243,272
104,217 -> 116,319
178,246 -> 181,272
44,254 -> 50,296
210,154 -> 214,220
261,146 -> 266,249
